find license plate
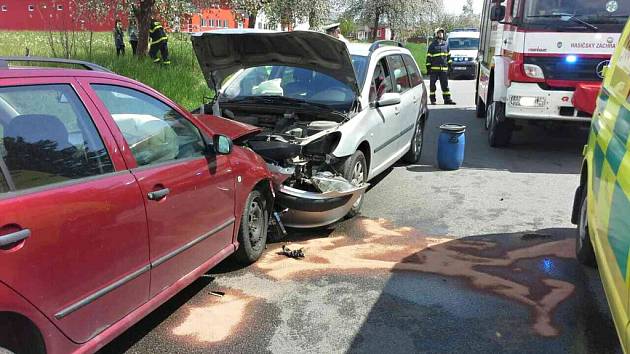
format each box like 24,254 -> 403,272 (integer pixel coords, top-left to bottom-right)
454,67 -> 467,71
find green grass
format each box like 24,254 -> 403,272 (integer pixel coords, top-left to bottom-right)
0,31 -> 210,110
405,43 -> 428,75
0,32 -> 429,108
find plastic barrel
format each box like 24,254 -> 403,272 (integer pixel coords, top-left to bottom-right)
437,124 -> 466,170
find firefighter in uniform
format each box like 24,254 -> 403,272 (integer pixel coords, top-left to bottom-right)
426,28 -> 455,105
149,18 -> 170,65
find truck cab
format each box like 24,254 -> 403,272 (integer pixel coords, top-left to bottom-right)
476,0 -> 628,147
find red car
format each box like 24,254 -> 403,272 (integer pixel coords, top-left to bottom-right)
0,57 -> 273,354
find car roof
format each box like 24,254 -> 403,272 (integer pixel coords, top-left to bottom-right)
347,43 -> 412,57
448,31 -> 480,39
0,67 -> 137,83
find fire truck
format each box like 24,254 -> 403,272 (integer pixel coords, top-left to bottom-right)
476,0 -> 628,147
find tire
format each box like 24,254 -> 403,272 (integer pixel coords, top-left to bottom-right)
475,89 -> 485,119
342,150 -> 368,218
403,117 -> 424,164
0,347 -> 15,354
576,189 -> 596,266
487,102 -> 513,147
234,190 -> 268,264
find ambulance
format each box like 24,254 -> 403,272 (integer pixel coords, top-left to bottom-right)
476,0 -> 628,147
448,29 -> 480,79
572,17 -> 630,352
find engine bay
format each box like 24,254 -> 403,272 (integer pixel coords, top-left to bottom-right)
220,105 -> 355,195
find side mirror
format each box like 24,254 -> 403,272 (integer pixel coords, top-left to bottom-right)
213,134 -> 232,155
376,92 -> 402,108
490,5 -> 506,21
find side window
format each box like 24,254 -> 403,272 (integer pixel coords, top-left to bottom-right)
0,84 -> 114,191
402,55 -> 423,87
92,85 -> 206,167
387,55 -> 411,93
0,169 -> 8,193
369,58 -> 394,102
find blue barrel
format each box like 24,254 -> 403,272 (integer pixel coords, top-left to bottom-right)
437,124 -> 466,170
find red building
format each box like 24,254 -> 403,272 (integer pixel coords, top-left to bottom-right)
0,0 -> 247,32
183,6 -> 248,33
0,0 -> 120,31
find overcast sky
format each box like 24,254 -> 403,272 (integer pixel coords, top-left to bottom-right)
444,0 -> 484,14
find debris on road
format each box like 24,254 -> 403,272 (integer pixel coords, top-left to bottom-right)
281,245 -> 305,259
209,291 -> 225,298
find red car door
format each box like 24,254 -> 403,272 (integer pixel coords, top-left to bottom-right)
0,78 -> 150,343
84,80 -> 236,297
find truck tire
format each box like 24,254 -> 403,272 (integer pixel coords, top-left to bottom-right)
576,189 -> 596,266
487,102 -> 513,147
475,74 -> 485,118
343,150 -> 367,218
234,190 -> 268,264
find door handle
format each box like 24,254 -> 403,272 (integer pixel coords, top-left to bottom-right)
147,188 -> 170,201
0,229 -> 31,247
395,107 -> 401,115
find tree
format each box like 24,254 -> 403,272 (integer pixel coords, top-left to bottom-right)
343,0 -> 439,41
262,0 -> 330,29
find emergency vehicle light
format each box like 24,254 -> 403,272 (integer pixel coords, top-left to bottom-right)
566,55 -> 578,63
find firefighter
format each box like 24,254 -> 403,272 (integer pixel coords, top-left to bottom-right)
426,28 -> 455,105
149,18 -> 170,65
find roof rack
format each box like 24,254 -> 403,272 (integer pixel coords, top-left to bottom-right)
0,56 -> 113,73
369,40 -> 405,52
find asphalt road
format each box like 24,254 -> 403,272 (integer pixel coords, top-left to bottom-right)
100,79 -> 620,354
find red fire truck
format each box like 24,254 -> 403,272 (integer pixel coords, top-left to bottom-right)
476,0 -> 628,147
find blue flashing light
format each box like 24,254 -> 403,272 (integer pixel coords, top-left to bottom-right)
566,55 -> 578,64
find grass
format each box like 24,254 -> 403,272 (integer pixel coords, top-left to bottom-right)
0,31 -> 429,108
405,43 -> 428,75
0,31 -> 210,110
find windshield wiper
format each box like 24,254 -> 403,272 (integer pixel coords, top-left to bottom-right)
528,13 -> 599,31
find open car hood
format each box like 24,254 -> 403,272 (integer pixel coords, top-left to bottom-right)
194,114 -> 261,142
191,29 -> 360,96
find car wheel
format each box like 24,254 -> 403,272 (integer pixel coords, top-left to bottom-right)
343,150 -> 367,218
487,102 -> 513,147
234,190 -> 268,264
0,347 -> 15,354
576,189 -> 596,266
403,117 -> 424,164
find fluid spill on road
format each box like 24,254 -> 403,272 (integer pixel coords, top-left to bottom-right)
172,290 -> 254,343
256,218 -> 576,337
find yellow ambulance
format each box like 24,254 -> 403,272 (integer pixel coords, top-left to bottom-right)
573,18 -> 630,353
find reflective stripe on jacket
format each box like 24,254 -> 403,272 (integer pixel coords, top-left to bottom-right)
426,39 -> 452,71
149,21 -> 167,45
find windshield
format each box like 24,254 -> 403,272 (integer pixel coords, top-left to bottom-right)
222,65 -> 357,111
523,0 -> 629,28
448,37 -> 480,50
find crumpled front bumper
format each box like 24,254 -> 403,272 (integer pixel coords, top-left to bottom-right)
276,184 -> 368,228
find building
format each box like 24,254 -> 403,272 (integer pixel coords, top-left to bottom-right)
0,0 -> 249,33
355,24 -> 392,41
254,11 -> 309,32
0,0 -> 119,32
183,5 -> 249,33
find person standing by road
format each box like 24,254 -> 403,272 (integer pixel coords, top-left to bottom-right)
426,28 -> 456,105
113,19 -> 125,57
128,18 -> 139,56
149,18 -> 171,65
323,23 -> 350,45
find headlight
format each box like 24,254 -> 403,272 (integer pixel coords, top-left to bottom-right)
523,64 -> 545,79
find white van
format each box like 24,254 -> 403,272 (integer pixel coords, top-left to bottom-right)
447,29 -> 480,79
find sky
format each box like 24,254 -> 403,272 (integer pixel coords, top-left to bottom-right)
444,0 -> 484,15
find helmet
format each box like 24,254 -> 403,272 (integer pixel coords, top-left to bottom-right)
435,27 -> 445,35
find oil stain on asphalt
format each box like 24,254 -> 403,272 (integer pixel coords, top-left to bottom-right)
101,217 -> 621,354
